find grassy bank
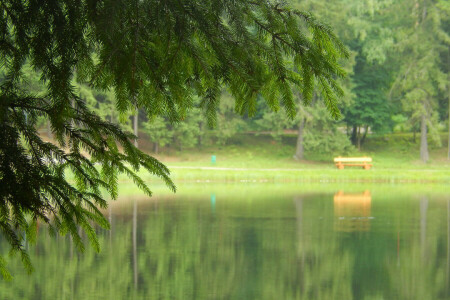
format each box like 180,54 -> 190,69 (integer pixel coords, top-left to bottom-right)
125,166 -> 450,187
166,167 -> 450,183
152,132 -> 450,169
135,132 -> 450,184
67,132 -> 450,186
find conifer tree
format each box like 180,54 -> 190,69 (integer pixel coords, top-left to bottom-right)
0,0 -> 347,276
391,0 -> 446,162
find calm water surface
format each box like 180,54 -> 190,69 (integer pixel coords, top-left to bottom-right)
1,184 -> 449,299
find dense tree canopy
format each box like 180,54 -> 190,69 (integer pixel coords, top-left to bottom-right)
0,0 -> 348,276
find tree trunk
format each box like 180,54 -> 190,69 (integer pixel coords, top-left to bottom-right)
294,117 -> 306,160
420,109 -> 429,163
448,47 -> 450,160
448,92 -> 450,160
199,122 -> 203,146
133,110 -> 138,148
47,120 -> 52,139
153,142 -> 159,154
361,125 -> 369,147
351,125 -> 357,146
71,99 -> 75,127
413,127 -> 416,143
357,126 -> 361,151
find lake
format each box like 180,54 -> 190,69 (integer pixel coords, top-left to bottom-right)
0,183 -> 449,299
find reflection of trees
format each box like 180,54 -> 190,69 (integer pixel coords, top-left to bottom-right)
133,200 -> 138,290
0,193 -> 448,299
420,197 -> 428,259
447,199 -> 450,294
385,196 -> 449,300
0,220 -> 134,299
293,196 -> 354,299
293,193 -> 450,300
140,205 -> 243,299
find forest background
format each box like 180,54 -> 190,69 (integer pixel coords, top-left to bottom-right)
4,0 -> 450,166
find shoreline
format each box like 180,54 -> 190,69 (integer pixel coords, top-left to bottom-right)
110,165 -> 450,187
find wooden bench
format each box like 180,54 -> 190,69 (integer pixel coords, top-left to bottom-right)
334,157 -> 372,170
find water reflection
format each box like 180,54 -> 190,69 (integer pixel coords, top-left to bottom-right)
0,186 -> 449,300
334,190 -> 372,232
420,197 -> 428,259
133,199 -> 138,290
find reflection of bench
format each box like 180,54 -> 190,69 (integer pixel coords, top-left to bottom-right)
334,157 -> 372,170
334,191 -> 372,232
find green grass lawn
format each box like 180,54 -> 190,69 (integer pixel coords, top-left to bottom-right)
135,167 -> 450,185
126,132 -> 450,184
153,132 -> 450,169
66,132 -> 450,186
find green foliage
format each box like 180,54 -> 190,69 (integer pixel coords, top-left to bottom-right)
391,114 -> 409,132
256,110 -> 293,142
212,93 -> 246,145
344,53 -> 392,134
389,0 -> 448,159
298,0 -> 450,157
142,94 -> 247,152
0,0 -> 347,277
303,104 -> 354,156
173,108 -> 203,150
142,116 -> 173,152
